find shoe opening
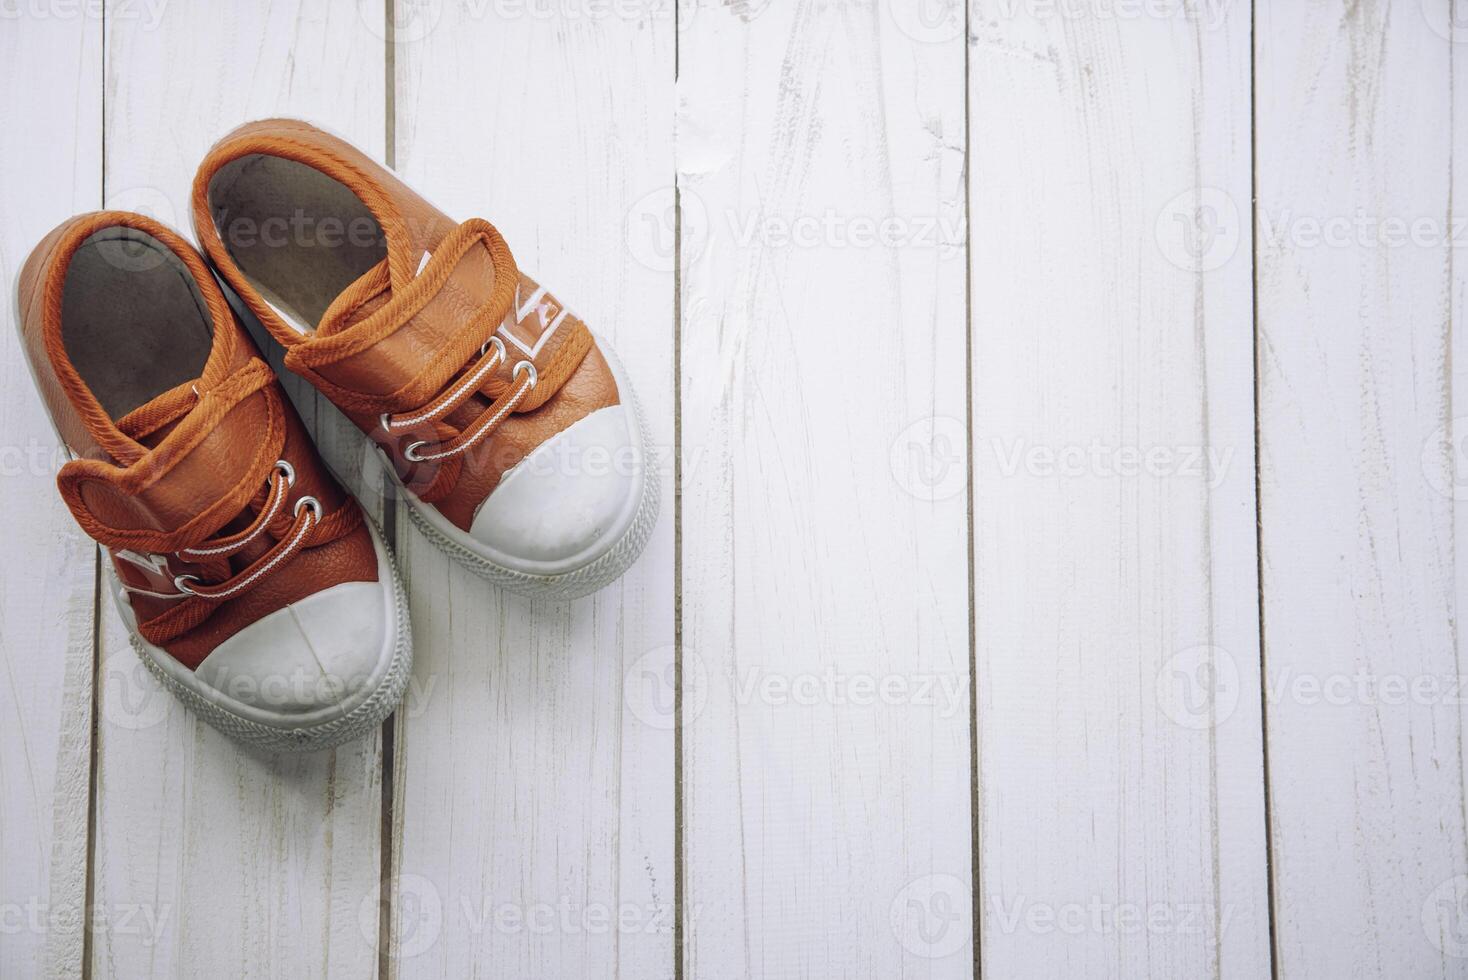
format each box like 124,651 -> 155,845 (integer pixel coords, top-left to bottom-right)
60,227 -> 214,420
206,154 -> 386,333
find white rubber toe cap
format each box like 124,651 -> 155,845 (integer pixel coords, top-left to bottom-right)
193,579 -> 390,715
113,520 -> 403,730
467,404 -> 644,574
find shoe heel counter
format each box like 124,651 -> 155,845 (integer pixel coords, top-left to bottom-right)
14,216 -> 99,462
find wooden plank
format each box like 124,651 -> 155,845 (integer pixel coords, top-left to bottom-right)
0,11 -> 102,980
90,3 -> 387,977
677,2 -> 972,976
968,3 -> 1269,976
387,4 -> 676,977
1257,2 -> 1465,974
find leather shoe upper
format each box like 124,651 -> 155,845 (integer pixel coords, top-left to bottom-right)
189,119 -> 639,572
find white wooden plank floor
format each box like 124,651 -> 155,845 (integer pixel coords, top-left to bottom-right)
0,1 -> 1463,978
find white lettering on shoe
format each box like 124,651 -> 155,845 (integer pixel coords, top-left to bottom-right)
498,281 -> 572,358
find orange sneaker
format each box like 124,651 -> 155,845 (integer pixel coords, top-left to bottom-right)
192,120 -> 658,599
16,212 -> 410,750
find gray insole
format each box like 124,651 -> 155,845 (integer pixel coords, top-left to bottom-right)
207,154 -> 387,330
60,229 -> 215,420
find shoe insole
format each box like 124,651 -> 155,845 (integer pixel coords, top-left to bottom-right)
60,229 -> 215,420
206,154 -> 387,332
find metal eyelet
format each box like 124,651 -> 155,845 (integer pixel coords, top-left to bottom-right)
274,459 -> 296,488
513,360 -> 538,388
173,574 -> 201,596
379,412 -> 395,433
403,441 -> 428,463
293,495 -> 323,520
480,335 -> 506,360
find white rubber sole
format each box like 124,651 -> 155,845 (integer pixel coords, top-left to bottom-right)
396,352 -> 660,600
111,519 -> 413,753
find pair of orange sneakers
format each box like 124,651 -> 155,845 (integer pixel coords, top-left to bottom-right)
17,120 -> 657,751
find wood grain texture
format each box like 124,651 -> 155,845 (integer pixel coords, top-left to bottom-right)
677,1 -> 972,976
90,3 -> 387,976
8,2 -> 1463,976
968,2 -> 1270,976
387,3 -> 676,976
0,12 -> 101,980
1257,2 -> 1465,974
